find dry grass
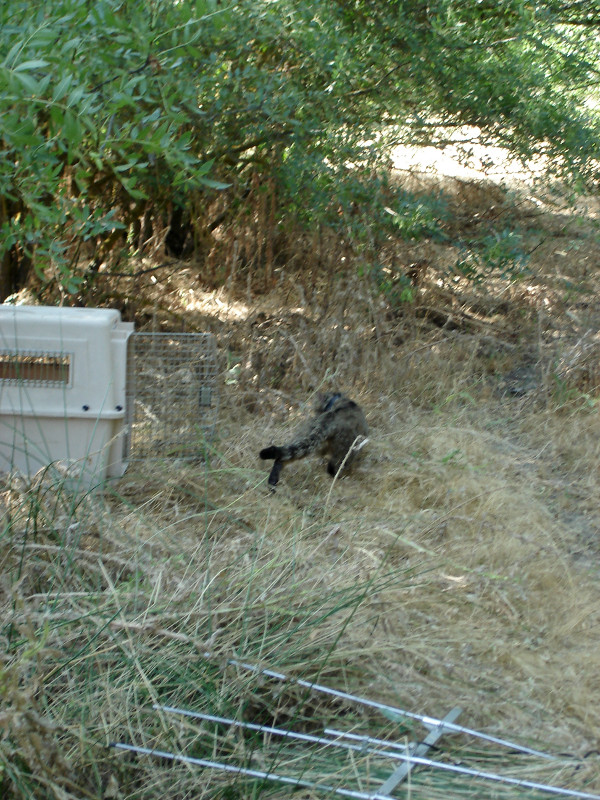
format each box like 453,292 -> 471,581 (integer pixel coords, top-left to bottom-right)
2,167 -> 600,799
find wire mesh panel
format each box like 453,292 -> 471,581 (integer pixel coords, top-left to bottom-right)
125,332 -> 218,461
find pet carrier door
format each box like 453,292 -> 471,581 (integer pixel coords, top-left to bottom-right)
125,332 -> 218,461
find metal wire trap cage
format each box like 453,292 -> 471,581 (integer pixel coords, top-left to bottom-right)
125,332 -> 218,462
110,656 -> 600,800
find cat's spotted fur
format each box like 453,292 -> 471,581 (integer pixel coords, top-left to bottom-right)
260,392 -> 368,487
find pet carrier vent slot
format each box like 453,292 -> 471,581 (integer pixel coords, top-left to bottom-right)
0,351 -> 71,386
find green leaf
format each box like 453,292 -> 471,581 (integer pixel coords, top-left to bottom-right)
113,160 -> 139,172
14,59 -> 49,71
63,110 -> 83,145
142,108 -> 162,124
3,40 -> 23,68
67,86 -> 86,108
53,73 -> 73,101
198,176 -> 231,189
12,70 -> 39,94
116,174 -> 148,199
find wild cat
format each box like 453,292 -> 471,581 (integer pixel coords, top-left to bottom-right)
259,392 -> 368,487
